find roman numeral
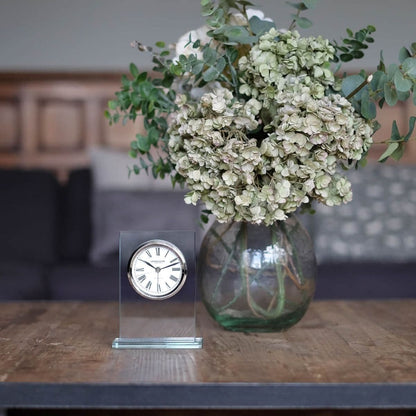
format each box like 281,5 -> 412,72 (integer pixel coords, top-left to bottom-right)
146,281 -> 152,290
155,247 -> 160,256
136,268 -> 144,272
169,258 -> 177,263
172,267 -> 180,272
146,249 -> 152,258
169,275 -> 178,282
157,284 -> 161,293
138,275 -> 146,283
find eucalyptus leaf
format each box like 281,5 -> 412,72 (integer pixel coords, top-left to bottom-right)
360,88 -> 376,120
399,46 -> 411,63
404,116 -> 416,141
203,66 -> 220,82
303,0 -> 320,8
402,57 -> 416,77
129,63 -> 139,78
341,74 -> 365,98
384,83 -> 398,106
293,16 -> 313,29
394,70 -> 412,92
203,47 -> 218,65
249,16 -> 275,36
136,134 -> 151,153
378,142 -> 399,163
387,63 -> 399,81
391,142 -> 405,161
390,120 -> 401,141
286,1 -> 307,10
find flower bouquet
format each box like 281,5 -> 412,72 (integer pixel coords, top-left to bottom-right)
107,0 -> 416,331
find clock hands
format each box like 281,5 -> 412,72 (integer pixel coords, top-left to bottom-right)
138,259 -> 180,272
160,261 -> 180,270
138,259 -> 156,269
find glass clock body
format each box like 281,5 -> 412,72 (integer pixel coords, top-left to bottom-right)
128,239 -> 187,300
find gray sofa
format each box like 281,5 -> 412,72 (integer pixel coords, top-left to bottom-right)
0,162 -> 415,301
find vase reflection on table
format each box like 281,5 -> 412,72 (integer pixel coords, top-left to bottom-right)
199,216 -> 316,332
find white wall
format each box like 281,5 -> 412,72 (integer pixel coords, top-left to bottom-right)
0,0 -> 414,71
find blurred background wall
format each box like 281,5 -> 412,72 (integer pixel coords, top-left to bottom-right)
0,0 -> 414,72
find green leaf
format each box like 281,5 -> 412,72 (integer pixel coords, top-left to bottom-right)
129,63 -> 139,78
399,46 -> 410,63
384,83 -> 398,106
108,100 -> 118,110
200,213 -> 209,224
404,116 -> 416,141
378,142 -> 399,163
394,70 -> 412,92
203,47 -> 217,65
136,134 -> 151,153
402,57 -> 416,77
202,66 -> 220,82
223,25 -> 254,43
390,142 -> 405,161
215,57 -> 227,74
360,88 -> 376,120
286,1 -> 307,10
148,127 -> 159,145
191,61 -> 204,75
293,16 -> 313,29
387,63 -> 399,81
249,16 -> 275,36
303,0 -> 320,8
390,120 -> 401,141
351,50 -> 365,59
341,74 -> 365,98
340,53 -> 353,62
128,149 -> 137,159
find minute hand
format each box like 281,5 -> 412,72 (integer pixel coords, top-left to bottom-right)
160,261 -> 179,270
138,259 -> 156,269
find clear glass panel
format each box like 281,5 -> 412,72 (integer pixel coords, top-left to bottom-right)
113,230 -> 202,349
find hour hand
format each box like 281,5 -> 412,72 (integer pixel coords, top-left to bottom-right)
160,261 -> 179,270
138,259 -> 156,269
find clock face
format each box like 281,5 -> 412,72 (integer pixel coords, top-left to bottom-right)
128,239 -> 187,300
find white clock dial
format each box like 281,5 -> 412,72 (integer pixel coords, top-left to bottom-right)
128,239 -> 187,300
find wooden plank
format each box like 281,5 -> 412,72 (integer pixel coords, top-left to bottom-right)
0,301 -> 415,409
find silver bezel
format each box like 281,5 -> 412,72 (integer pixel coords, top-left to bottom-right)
127,239 -> 188,300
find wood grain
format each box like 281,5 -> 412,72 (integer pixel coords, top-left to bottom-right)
0,300 -> 415,385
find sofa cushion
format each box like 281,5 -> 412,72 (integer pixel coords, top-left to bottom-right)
0,262 -> 48,300
0,169 -> 59,264
90,190 -> 200,265
59,169 -> 91,261
315,262 -> 416,299
313,164 -> 416,264
48,262 -> 118,300
89,148 -> 200,265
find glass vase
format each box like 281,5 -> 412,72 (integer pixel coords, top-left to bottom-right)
198,216 -> 316,332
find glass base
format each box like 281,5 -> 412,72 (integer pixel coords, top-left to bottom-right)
207,303 -> 310,333
112,337 -> 203,349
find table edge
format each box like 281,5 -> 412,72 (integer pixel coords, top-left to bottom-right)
1,382 -> 416,409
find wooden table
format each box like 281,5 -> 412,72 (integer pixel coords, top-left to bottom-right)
0,300 -> 415,411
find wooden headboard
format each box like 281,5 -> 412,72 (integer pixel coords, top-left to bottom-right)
0,72 -> 415,181
0,72 -> 144,181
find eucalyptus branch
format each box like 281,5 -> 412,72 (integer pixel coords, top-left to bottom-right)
288,8 -> 301,31
346,74 -> 373,100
